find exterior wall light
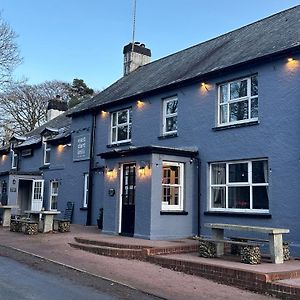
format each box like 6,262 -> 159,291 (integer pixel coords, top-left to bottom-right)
106,168 -> 117,180
101,110 -> 108,118
1,154 -> 7,161
288,58 -> 294,62
136,100 -> 145,109
57,145 -> 64,153
138,166 -> 146,176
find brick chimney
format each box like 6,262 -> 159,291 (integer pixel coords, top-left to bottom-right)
123,42 -> 151,76
47,95 -> 68,121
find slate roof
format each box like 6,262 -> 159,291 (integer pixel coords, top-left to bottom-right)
69,5 -> 300,116
14,112 -> 71,149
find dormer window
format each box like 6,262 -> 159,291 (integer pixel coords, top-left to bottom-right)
43,140 -> 51,165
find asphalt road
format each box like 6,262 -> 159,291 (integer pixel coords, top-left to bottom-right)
0,256 -> 161,300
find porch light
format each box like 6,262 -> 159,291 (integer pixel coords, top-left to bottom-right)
138,166 -> 146,176
288,57 -> 294,62
1,154 -> 7,161
57,145 -> 64,153
136,100 -> 145,109
101,110 -> 108,118
106,168 -> 117,180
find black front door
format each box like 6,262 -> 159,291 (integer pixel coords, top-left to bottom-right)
121,163 -> 136,236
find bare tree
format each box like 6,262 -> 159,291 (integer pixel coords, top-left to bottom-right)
0,13 -> 22,90
0,80 -> 71,140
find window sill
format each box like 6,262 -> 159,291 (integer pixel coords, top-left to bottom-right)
158,133 -> 178,140
160,211 -> 188,215
80,207 -> 88,211
106,141 -> 132,148
39,165 -> 50,170
204,211 -> 271,218
212,120 -> 259,131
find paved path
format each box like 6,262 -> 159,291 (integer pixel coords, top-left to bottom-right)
0,226 -> 272,300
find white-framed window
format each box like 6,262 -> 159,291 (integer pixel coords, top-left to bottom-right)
218,75 -> 258,126
161,161 -> 184,211
11,149 -> 18,169
163,96 -> 178,135
83,173 -> 89,208
43,140 -> 51,165
209,159 -> 269,213
110,108 -> 132,144
50,181 -> 58,210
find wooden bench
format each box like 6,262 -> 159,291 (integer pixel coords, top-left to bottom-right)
53,202 -> 74,233
205,223 -> 290,264
196,237 -> 261,264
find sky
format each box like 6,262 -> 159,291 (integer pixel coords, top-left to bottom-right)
1,0 -> 300,90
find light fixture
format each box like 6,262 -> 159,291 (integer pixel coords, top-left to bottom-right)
138,166 -> 146,176
137,100 -> 145,109
201,82 -> 209,91
101,110 -> 108,117
288,57 -> 294,62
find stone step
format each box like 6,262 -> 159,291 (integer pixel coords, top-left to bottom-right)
69,242 -> 146,259
74,236 -> 151,250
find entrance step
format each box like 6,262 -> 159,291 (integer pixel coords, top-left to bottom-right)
74,237 -> 151,250
69,242 -> 146,259
70,237 -> 198,259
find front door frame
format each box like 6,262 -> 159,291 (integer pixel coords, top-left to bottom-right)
118,162 -> 136,235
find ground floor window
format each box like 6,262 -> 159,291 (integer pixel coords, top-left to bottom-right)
83,173 -> 89,208
209,159 -> 269,212
161,161 -> 184,211
50,181 -> 59,210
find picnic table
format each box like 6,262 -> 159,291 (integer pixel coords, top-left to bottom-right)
24,210 -> 61,233
0,205 -> 18,227
205,223 -> 289,264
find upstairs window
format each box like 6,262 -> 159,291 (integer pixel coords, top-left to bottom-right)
43,140 -> 51,165
161,161 -> 184,211
163,97 -> 178,135
111,108 -> 132,144
218,75 -> 258,126
11,149 -> 18,169
209,159 -> 269,212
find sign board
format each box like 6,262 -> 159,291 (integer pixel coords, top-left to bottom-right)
73,133 -> 91,161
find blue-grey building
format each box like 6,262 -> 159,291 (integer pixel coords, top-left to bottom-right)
1,6 -> 300,253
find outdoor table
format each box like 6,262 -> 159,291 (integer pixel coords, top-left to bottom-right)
24,210 -> 61,233
0,205 -> 18,227
205,223 -> 290,264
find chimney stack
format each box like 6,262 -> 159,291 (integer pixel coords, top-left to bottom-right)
123,42 -> 151,76
47,95 -> 68,121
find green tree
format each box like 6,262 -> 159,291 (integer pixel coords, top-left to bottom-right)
68,78 -> 94,108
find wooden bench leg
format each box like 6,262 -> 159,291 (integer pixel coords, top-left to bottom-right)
240,245 -> 261,264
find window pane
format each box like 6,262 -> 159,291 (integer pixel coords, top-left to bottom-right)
45,150 -> 50,164
211,187 -> 226,208
112,113 -> 117,126
166,100 -> 178,114
252,160 -> 268,183
228,187 -> 250,208
219,85 -> 228,103
220,105 -> 228,124
229,163 -> 248,182
117,125 -> 128,141
162,186 -> 179,205
112,128 -> 117,143
128,124 -> 132,139
253,186 -> 269,209
251,98 -> 258,118
230,80 -> 247,99
229,100 -> 249,122
163,165 -> 179,184
251,75 -> 258,96
118,110 -> 128,124
166,116 -> 177,132
211,163 -> 226,184
129,109 -> 132,123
